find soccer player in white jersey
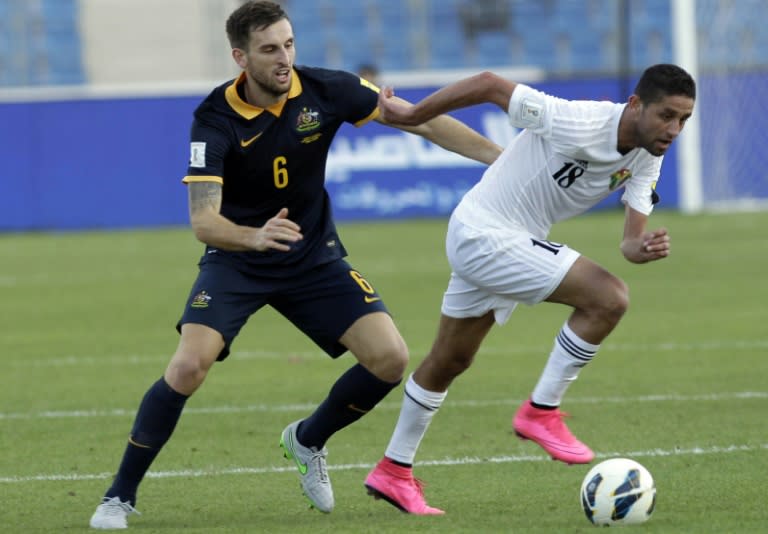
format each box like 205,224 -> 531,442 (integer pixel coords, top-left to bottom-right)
364,64 -> 696,514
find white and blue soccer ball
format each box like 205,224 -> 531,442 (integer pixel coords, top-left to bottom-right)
580,458 -> 656,526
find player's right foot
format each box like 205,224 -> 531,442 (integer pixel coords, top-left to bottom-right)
513,399 -> 594,464
364,457 -> 445,515
89,496 -> 140,529
280,420 -> 335,513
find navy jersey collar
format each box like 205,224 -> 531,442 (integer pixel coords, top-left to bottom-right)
225,69 -> 303,120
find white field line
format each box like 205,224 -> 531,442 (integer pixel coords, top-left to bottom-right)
1,391 -> 766,421
1,443 -> 766,484
10,339 -> 768,367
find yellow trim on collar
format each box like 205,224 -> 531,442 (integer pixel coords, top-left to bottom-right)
224,70 -> 303,120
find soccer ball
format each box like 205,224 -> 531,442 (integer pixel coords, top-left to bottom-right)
580,458 -> 656,526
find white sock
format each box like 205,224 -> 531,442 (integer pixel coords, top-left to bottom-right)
531,321 -> 600,407
384,374 -> 447,465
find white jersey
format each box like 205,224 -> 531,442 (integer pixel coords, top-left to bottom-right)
454,84 -> 662,238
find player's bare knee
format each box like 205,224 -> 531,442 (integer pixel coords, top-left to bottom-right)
389,343 -> 410,378
613,277 -> 630,315
165,353 -> 212,393
428,346 -> 475,380
449,351 -> 475,377
362,341 -> 409,383
598,277 -> 630,325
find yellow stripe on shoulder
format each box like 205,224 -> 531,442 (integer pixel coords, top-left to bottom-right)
182,175 -> 224,184
360,77 -> 380,93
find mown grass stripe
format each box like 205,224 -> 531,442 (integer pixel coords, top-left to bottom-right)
1,443 -> 765,484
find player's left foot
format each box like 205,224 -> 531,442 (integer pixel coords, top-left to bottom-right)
365,457 -> 445,515
513,399 -> 594,464
280,420 -> 335,513
89,496 -> 140,529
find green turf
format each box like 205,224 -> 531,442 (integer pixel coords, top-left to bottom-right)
1,210 -> 767,532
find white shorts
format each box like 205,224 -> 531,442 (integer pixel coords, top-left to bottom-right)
441,213 -> 580,324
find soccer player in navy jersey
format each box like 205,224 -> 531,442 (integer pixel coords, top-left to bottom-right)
89,1 -> 501,529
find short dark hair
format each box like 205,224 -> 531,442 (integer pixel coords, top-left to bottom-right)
634,64 -> 696,104
226,1 -> 289,50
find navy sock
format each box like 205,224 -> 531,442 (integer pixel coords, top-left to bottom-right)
105,378 -> 188,505
297,364 -> 400,448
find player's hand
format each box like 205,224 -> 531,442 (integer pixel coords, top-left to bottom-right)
377,87 -> 418,126
621,228 -> 670,263
252,208 -> 302,252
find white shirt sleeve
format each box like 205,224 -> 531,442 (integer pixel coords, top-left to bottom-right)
621,156 -> 662,215
507,84 -> 548,131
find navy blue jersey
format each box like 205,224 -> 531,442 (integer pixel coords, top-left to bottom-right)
183,66 -> 380,277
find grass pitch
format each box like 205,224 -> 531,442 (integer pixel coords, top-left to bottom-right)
1,210 -> 767,532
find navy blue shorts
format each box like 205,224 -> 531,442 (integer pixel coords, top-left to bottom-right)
177,258 -> 388,360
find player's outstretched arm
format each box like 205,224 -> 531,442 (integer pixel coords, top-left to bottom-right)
377,71 -> 516,126
404,111 -> 502,165
375,97 -> 504,166
188,182 -> 302,252
374,71 -> 515,165
620,205 -> 670,264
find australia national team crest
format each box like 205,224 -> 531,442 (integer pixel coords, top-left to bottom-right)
190,290 -> 212,309
609,168 -> 632,190
296,107 -> 321,133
